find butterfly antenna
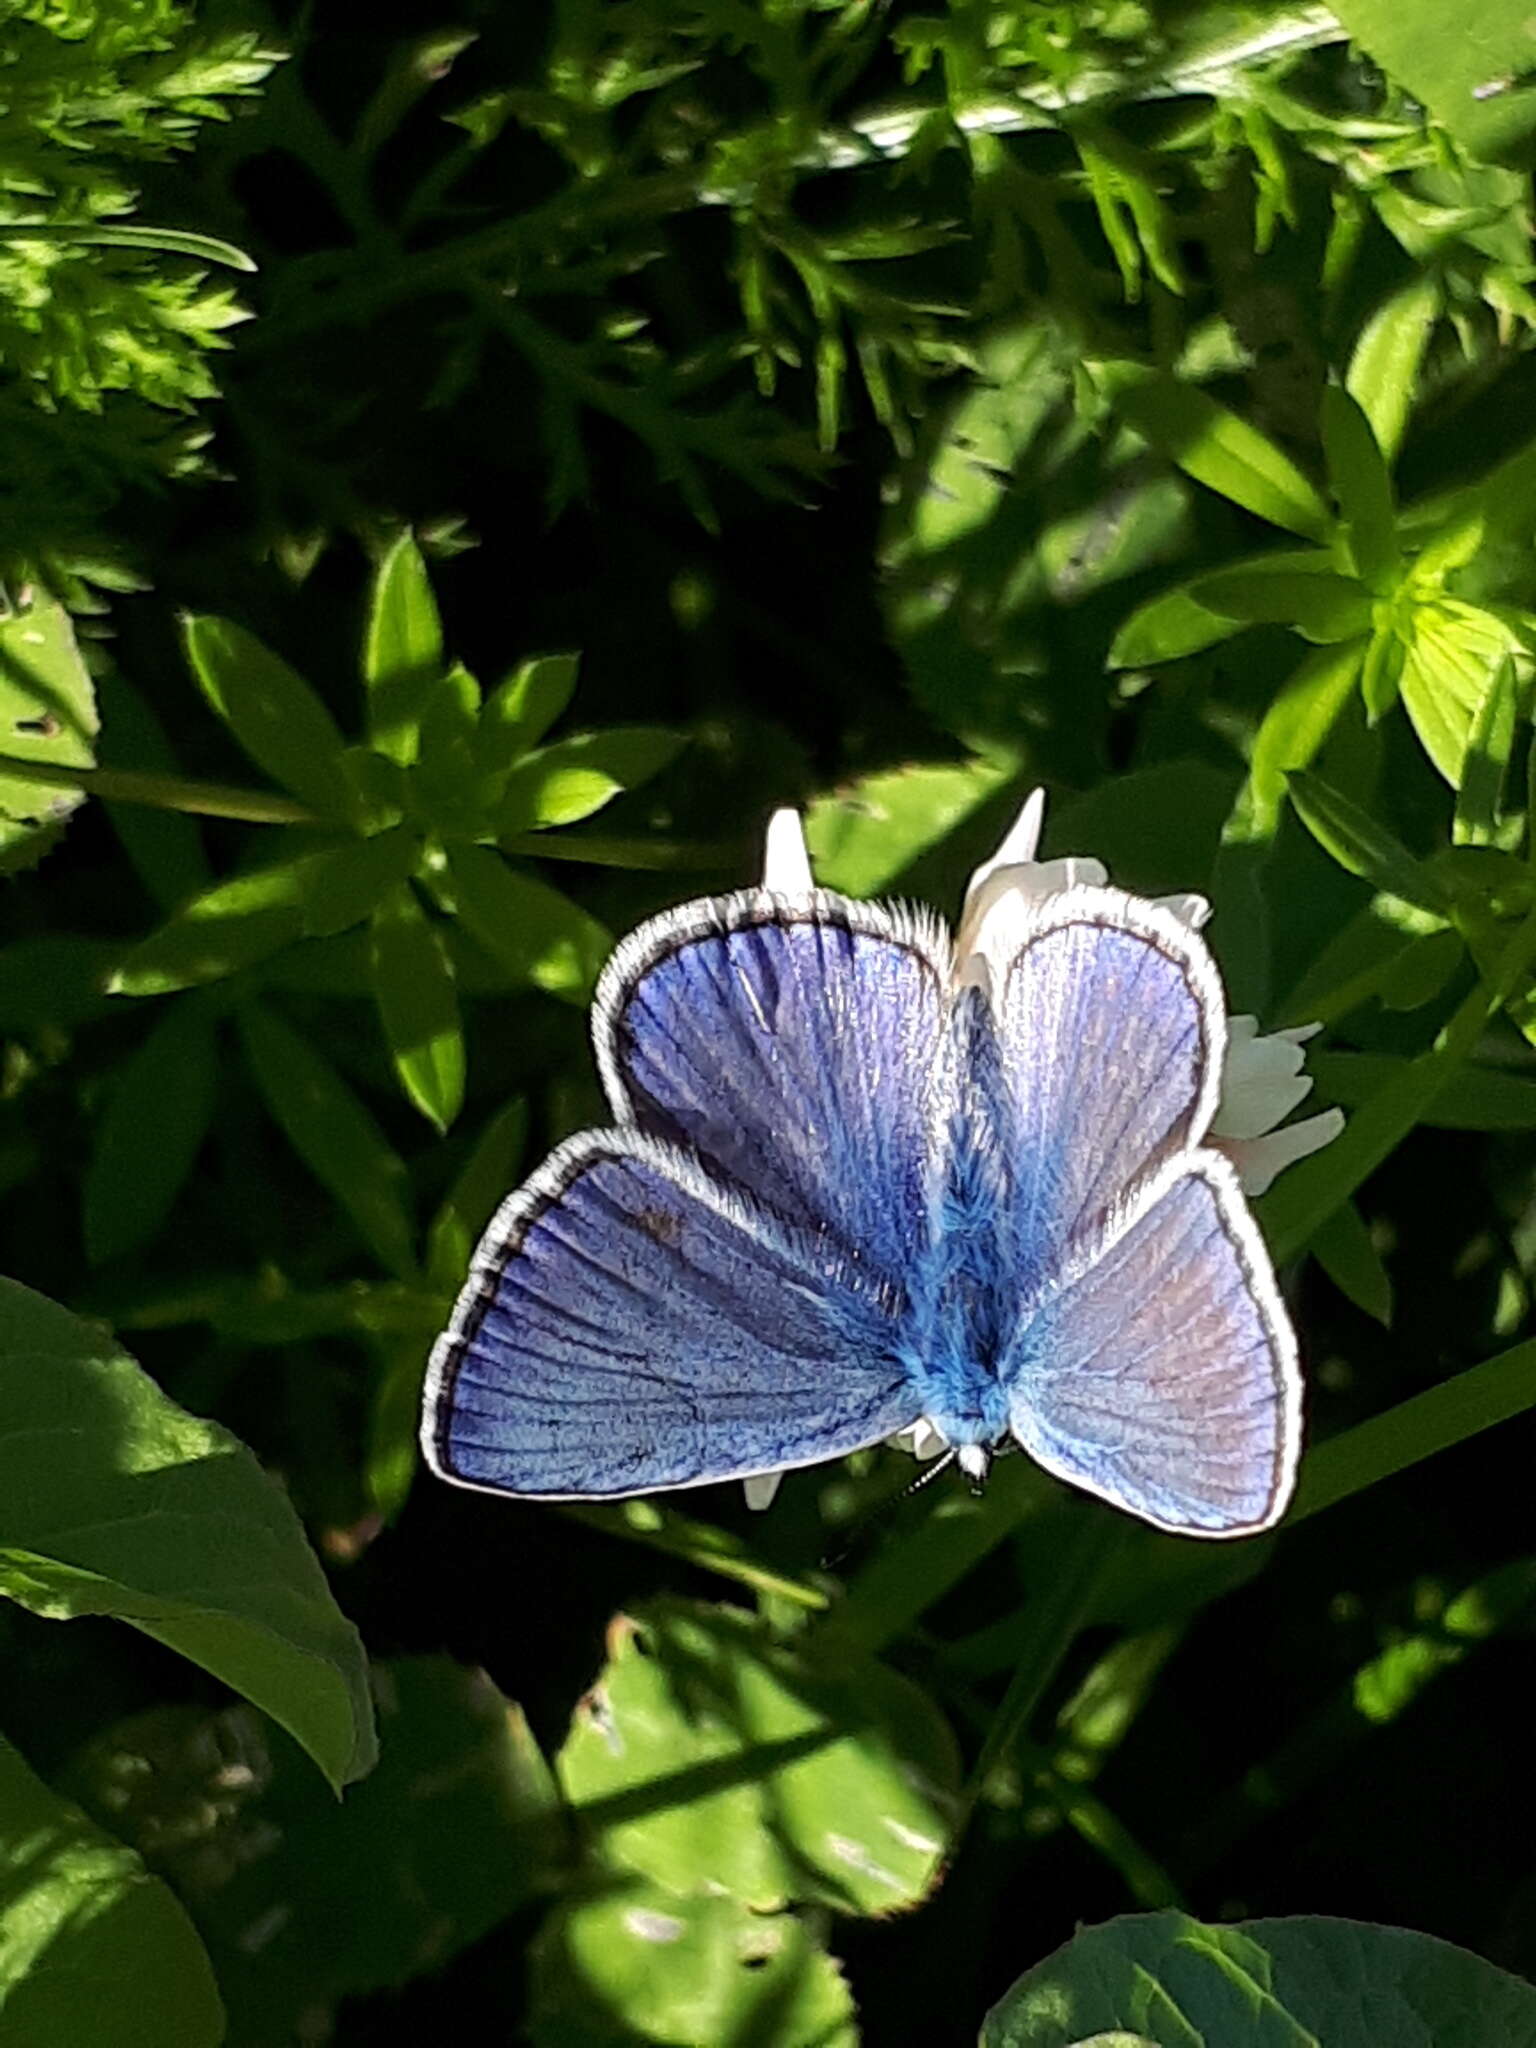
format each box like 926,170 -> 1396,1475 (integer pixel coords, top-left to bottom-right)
819,1450 -> 957,1572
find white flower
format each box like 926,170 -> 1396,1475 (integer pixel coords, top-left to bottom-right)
746,793 -> 1342,1507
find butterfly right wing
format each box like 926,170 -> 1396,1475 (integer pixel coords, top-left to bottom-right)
422,1129 -> 921,1500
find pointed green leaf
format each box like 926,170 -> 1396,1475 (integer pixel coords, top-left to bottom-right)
1347,274 -> 1439,462
1286,770 -> 1452,914
445,844 -> 609,1003
363,534 -> 445,766
1361,625 -> 1405,722
477,654 -> 579,780
1107,584 -> 1245,668
85,1003 -> 219,1265
96,668 -> 211,912
1322,383 -> 1400,591
1454,654 -> 1521,846
0,589 -> 98,870
413,663 -> 484,827
369,883 -> 464,1131
1309,1049 -> 1536,1130
1331,0 -> 1536,162
0,1279 -> 377,1790
1195,564 -> 1371,643
0,1729 -> 223,2046
426,1096 -> 529,1292
496,726 -> 686,833
1377,926 -> 1466,1010
1232,639 -> 1364,842
295,823 -> 420,939
1312,1198 -> 1393,1325
981,1910 -> 1536,2046
240,1004 -> 418,1278
183,615 -> 357,823
806,757 -> 1015,896
1400,600 -> 1516,786
108,855 -> 310,995
1100,367 -> 1332,540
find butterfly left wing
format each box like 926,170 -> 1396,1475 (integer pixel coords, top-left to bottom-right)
1001,1153 -> 1299,1536
422,1129 -> 919,1499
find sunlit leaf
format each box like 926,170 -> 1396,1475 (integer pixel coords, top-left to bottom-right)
0,590 -> 98,871
0,1279 -> 376,1790
1454,654 -> 1522,846
108,854 -> 311,995
1286,770 -> 1451,913
183,614 -> 357,823
1230,639 -> 1363,842
477,654 -> 580,781
369,882 -> 464,1131
445,844 -> 609,1003
1332,0 -> 1536,161
1347,274 -> 1439,463
1399,600 -> 1516,787
496,726 -> 686,833
806,757 -> 1014,895
0,1729 -> 222,2046
1321,383 -> 1399,591
364,533 -> 445,766
425,1096 -> 529,1292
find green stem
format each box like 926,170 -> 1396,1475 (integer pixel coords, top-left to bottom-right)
500,830 -> 743,871
558,1501 -> 831,1613
0,751 -> 314,826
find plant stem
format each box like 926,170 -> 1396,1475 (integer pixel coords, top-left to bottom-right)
0,751 -> 314,826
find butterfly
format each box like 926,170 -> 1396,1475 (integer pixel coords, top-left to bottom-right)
421,799 -> 1307,1538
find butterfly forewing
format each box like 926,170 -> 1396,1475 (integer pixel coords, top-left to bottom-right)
595,891 -> 952,1282
423,1129 -> 919,1498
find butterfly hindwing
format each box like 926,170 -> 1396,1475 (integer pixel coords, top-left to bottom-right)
422,1128 -> 920,1499
594,892 -> 951,1281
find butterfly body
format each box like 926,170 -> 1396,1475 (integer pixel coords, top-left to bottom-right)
424,877 -> 1302,1538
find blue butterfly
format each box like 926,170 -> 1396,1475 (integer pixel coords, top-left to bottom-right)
421,800 -> 1307,1538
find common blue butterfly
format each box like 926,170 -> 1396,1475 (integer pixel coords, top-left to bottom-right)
421,795 -> 1335,1537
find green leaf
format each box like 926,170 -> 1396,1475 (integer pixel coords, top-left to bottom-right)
1331,0 -> 1536,162
0,1278 -> 376,1790
1322,383 -> 1400,591
183,614 -> 357,824
240,1003 -> 418,1278
1377,925 -> 1466,1009
1454,654 -> 1521,846
806,757 -> 1015,895
108,853 -> 311,995
369,883 -> 464,1131
477,653 -> 580,780
1360,624 -> 1405,722
1098,367 -> 1332,541
496,726 -> 686,833
0,1729 -> 223,2047
363,534 -> 445,765
1312,1198 -> 1393,1325
295,823 -> 421,939
1195,564 -> 1371,643
68,1661 -> 562,2041
425,1096 -> 529,1292
445,844 -> 609,1003
558,1598 -> 961,1915
1107,584 -> 1245,668
1230,639 -> 1364,843
531,1881 -> 857,2048
1310,1049 -> 1536,1129
0,590 -> 98,871
981,1909 -> 1536,2045
95,668 -> 211,912
1285,770 -> 1451,914
1399,600 -> 1517,787
1347,274 -> 1439,463
84,1002 -> 219,1265
412,663 -> 483,826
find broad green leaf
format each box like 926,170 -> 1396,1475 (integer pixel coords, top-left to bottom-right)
295,823 -> 420,939
183,614 -> 356,823
1331,0 -> 1536,162
446,844 -> 609,1003
1312,1198 -> 1393,1325
477,653 -> 580,779
1098,366 -> 1331,541
1347,274 -> 1439,462
558,1599 -> 960,1914
1310,1049 -> 1536,1129
240,1003 -> 418,1278
425,1095 -> 529,1291
1321,383 -> 1400,591
0,1278 -> 376,1790
68,1661 -> 562,2041
84,1002 -> 219,1265
1454,654 -> 1521,846
1229,639 -> 1363,842
1194,564 -> 1371,643
531,1882 -> 857,2048
496,726 -> 687,834
0,1729 -> 222,2046
806,757 -> 1014,895
363,533 -> 445,765
108,854 -> 311,995
1285,770 -> 1450,913
1399,600 -> 1516,786
1107,584 -> 1244,668
0,590 -> 98,871
981,1909 -> 1536,2045
369,882 -> 464,1131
